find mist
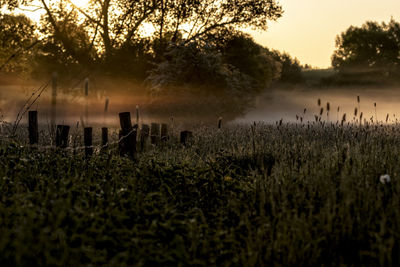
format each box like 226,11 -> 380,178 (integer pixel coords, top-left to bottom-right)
235,86 -> 400,124
2,77 -> 400,129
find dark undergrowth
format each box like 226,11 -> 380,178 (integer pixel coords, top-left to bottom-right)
1,123 -> 400,266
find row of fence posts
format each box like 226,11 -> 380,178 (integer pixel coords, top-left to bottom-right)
27,110 -> 194,158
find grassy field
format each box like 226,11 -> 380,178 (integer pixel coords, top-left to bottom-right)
0,122 -> 400,266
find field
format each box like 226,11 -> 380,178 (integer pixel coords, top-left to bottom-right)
1,121 -> 400,266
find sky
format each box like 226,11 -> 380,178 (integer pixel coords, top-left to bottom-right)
248,0 -> 400,68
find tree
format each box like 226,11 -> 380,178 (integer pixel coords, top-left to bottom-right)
332,19 -> 400,80
1,0 -> 283,71
0,13 -> 38,74
270,50 -> 303,83
216,32 -> 281,88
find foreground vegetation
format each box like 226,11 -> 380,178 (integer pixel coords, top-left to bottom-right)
1,122 -> 400,266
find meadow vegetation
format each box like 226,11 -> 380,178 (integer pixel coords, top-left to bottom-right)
0,122 -> 399,266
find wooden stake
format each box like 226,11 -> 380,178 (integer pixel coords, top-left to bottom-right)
51,72 -> 57,133
84,77 -> 89,125
28,111 -> 38,145
180,130 -> 193,146
119,112 -> 136,157
101,127 -> 108,147
84,127 -> 93,157
161,123 -> 168,141
140,124 -> 150,151
150,123 -> 160,145
55,125 -> 70,148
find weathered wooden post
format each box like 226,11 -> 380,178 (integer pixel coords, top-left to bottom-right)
150,123 -> 160,145
180,130 -> 193,146
140,124 -> 150,151
84,77 -> 89,125
84,127 -> 93,157
119,112 -> 136,157
136,105 -> 139,125
101,127 -> 108,148
103,97 -> 109,125
161,123 -> 169,141
28,111 -> 38,145
55,125 -> 70,148
51,72 -> 58,134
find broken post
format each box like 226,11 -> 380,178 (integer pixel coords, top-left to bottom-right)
161,123 -> 169,141
51,72 -> 58,133
180,130 -> 193,146
84,127 -> 93,157
140,124 -> 150,151
84,78 -> 89,125
101,127 -> 108,148
119,112 -> 136,157
28,111 -> 38,145
55,125 -> 70,148
150,123 -> 160,145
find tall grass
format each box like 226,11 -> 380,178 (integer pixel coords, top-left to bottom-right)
0,122 -> 400,265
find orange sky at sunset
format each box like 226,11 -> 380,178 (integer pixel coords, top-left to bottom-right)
249,0 -> 400,68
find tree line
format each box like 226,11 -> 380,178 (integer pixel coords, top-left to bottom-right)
330,18 -> 400,85
0,0 -> 307,117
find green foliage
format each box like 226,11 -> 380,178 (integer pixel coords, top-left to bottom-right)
3,0 -> 282,71
1,123 -> 400,265
0,13 -> 37,75
217,32 -> 282,88
146,36 -> 283,117
332,19 -> 400,83
271,50 -> 304,83
147,41 -> 253,95
32,7 -> 97,79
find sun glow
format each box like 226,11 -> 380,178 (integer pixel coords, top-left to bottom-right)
70,0 -> 91,8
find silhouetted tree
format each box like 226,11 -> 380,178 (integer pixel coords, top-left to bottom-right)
1,0 -> 283,72
217,32 -> 281,88
271,50 -> 303,83
332,19 -> 400,80
0,13 -> 37,74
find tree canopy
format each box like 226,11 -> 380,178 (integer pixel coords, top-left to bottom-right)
1,0 -> 283,69
0,13 -> 37,74
332,19 -> 400,81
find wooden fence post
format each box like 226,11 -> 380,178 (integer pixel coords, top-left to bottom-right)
51,72 -> 58,134
119,112 -> 136,157
150,123 -> 160,145
140,124 -> 150,151
84,127 -> 93,157
101,127 -> 108,148
180,130 -> 193,146
161,123 -> 169,141
28,111 -> 38,145
55,125 -> 70,148
84,77 -> 89,125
